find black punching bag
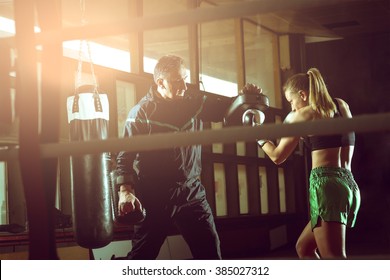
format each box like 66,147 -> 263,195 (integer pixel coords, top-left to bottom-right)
67,85 -> 113,249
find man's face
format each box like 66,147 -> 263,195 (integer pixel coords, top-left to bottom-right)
158,65 -> 188,100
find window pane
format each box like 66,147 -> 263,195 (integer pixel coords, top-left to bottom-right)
63,40 -> 131,73
143,25 -> 190,77
214,163 -> 227,216
143,0 -> 187,15
143,0 -> 190,77
236,142 -> 246,156
278,167 -> 286,213
257,145 -> 265,158
211,122 -> 223,154
244,20 -> 281,108
55,161 -> 61,209
0,162 -> 8,224
116,81 -> 136,138
62,0 -> 131,72
259,166 -> 268,214
199,2 -> 238,97
237,164 -> 249,214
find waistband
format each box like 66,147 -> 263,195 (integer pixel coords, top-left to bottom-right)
310,166 -> 353,179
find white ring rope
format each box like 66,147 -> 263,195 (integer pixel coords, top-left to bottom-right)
0,112 -> 389,161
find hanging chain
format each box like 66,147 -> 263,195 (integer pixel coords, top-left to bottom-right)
76,0 -> 98,92
86,40 -> 97,90
76,40 -> 84,88
80,0 -> 86,25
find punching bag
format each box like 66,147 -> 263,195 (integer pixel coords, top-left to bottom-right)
67,85 -> 113,249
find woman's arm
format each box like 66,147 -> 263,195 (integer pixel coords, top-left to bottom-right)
334,98 -> 355,170
260,136 -> 300,165
259,109 -> 310,165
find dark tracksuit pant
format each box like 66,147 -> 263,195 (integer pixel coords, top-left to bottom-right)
127,178 -> 221,259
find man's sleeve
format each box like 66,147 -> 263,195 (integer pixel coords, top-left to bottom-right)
198,94 -> 233,122
115,108 -> 147,184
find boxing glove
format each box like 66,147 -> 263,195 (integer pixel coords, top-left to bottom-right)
242,108 -> 265,126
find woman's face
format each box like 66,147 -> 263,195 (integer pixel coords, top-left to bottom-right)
285,89 -> 308,112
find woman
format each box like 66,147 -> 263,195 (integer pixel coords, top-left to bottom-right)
257,68 -> 360,259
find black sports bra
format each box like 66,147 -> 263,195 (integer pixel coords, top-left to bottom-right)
304,100 -> 355,151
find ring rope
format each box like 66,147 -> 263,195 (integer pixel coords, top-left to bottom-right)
0,112 -> 389,161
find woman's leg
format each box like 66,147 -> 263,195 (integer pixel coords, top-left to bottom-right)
295,221 -> 320,259
313,220 -> 346,259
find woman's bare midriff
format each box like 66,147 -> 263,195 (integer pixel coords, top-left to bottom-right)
311,147 -> 341,169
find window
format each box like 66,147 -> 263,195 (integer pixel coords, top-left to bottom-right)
278,168 -> 286,213
143,0 -> 190,79
116,81 -> 137,137
237,164 -> 249,214
259,166 -> 268,214
211,122 -> 223,154
0,162 -> 8,224
200,18 -> 238,96
244,20 -> 282,108
214,163 -> 227,216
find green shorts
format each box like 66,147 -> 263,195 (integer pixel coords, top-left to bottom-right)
309,167 -> 360,230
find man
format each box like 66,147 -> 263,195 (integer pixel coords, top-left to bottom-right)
114,55 -> 229,259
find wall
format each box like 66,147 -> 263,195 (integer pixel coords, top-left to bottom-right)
305,32 -> 390,254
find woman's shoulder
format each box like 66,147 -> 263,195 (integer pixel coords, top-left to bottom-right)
284,106 -> 315,123
334,98 -> 352,118
298,106 -> 317,121
334,97 -> 348,107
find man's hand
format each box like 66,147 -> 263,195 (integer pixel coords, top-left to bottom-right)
118,184 -> 143,216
